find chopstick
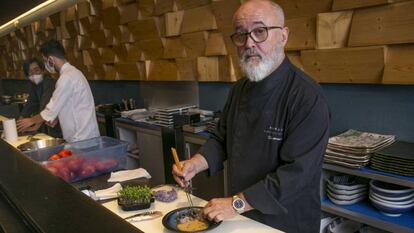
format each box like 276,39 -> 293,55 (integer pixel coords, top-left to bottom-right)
171,147 -> 193,207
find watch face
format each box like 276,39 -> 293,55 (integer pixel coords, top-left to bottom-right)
234,199 -> 244,209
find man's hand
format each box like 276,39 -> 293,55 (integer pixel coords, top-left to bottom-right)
16,118 -> 36,132
171,153 -> 209,188
202,197 -> 238,222
172,160 -> 197,188
24,122 -> 42,132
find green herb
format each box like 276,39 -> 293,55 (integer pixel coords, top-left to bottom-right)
118,185 -> 152,203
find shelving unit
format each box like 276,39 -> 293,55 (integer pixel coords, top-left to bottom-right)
322,163 -> 414,232
323,163 -> 414,188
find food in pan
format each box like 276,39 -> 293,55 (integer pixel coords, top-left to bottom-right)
176,208 -> 209,232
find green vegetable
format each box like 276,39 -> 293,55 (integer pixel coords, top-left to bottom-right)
118,185 -> 152,203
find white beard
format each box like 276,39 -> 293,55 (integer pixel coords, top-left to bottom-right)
240,48 -> 280,82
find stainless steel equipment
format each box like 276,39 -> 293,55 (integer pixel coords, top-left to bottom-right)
17,138 -> 65,152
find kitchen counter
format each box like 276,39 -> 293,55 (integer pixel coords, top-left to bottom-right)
103,186 -> 282,233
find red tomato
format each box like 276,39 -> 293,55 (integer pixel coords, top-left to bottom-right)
48,154 -> 61,161
58,149 -> 72,158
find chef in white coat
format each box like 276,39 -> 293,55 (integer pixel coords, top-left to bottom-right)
17,40 -> 99,142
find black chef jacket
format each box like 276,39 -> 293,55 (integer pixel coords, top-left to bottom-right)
21,75 -> 61,138
200,57 -> 330,233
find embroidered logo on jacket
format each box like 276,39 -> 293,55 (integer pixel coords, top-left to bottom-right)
264,126 -> 284,141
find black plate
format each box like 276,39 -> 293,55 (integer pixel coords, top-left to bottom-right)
162,206 -> 221,232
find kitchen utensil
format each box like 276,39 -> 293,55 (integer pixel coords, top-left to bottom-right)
124,211 -> 163,222
17,138 -> 65,152
171,147 -> 193,207
162,206 -> 221,233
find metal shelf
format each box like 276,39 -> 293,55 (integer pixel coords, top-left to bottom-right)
322,197 -> 414,233
323,163 -> 414,188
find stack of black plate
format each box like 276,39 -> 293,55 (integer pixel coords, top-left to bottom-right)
324,129 -> 395,169
371,141 -> 414,176
326,175 -> 368,205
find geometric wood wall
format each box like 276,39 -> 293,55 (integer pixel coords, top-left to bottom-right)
0,0 -> 414,84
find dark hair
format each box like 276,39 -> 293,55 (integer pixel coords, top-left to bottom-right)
40,40 -> 66,59
22,58 -> 45,77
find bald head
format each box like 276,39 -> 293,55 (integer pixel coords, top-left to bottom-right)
233,0 -> 285,28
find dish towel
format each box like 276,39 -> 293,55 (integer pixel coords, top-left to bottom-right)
107,168 -> 151,182
95,183 -> 123,200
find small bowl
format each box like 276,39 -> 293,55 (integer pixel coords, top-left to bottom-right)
369,190 -> 414,202
327,178 -> 367,191
370,180 -> 414,198
326,188 -> 367,201
327,183 -> 368,195
17,138 -> 65,152
369,192 -> 414,206
369,194 -> 414,217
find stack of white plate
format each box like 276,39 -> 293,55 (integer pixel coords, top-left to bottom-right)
324,129 -> 395,169
369,180 -> 414,217
326,175 -> 368,205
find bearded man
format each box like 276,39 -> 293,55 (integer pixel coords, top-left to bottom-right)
172,0 -> 331,232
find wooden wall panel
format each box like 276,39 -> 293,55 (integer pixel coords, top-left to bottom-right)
301,46 -> 386,83
205,32 -> 227,56
383,45 -> 414,84
197,56 -> 219,81
181,31 -> 208,58
2,0 -> 414,83
165,11 -> 184,37
146,59 -> 179,80
272,0 -> 333,19
348,1 -> 414,47
181,5 -> 217,33
332,0 -> 390,11
164,37 -> 187,58
316,11 -> 353,49
175,0 -> 210,10
286,16 -> 316,51
115,62 -> 146,80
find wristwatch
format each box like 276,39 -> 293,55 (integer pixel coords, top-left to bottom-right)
232,195 -> 246,214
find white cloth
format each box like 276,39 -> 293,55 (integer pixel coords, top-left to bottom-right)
94,183 -> 123,200
107,168 -> 151,182
40,63 -> 99,142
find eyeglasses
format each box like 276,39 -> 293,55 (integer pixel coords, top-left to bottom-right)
230,26 -> 283,47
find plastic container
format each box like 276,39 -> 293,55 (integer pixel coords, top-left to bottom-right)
24,136 -> 128,183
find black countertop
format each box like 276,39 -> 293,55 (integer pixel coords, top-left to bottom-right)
0,139 -> 143,233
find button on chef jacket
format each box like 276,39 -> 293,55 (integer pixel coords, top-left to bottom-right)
200,57 -> 330,233
40,63 -> 99,142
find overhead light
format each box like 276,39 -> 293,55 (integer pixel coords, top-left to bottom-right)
0,0 -> 57,31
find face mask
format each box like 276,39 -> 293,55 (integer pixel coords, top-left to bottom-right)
45,57 -> 57,74
29,74 -> 43,85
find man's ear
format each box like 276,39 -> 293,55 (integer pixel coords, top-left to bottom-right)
281,27 -> 289,46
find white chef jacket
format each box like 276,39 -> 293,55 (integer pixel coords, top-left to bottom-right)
40,63 -> 99,142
